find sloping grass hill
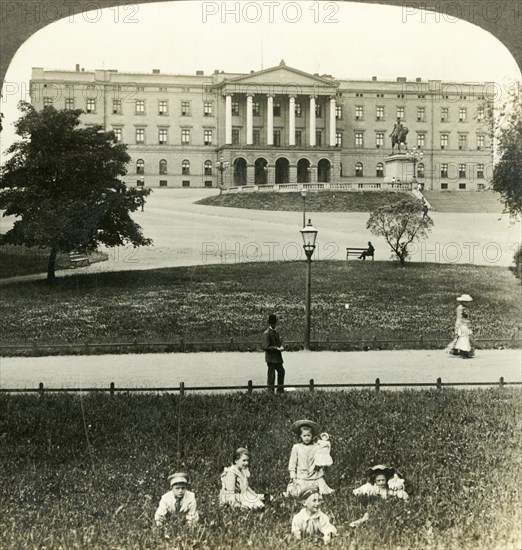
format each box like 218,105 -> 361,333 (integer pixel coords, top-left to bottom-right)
424,190 -> 504,213
197,191 -> 411,212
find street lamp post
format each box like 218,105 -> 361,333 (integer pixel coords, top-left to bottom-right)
215,156 -> 229,193
407,146 -> 424,182
300,219 -> 318,351
301,189 -> 307,228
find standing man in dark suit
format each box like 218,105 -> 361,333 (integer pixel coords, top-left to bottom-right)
263,313 -> 285,393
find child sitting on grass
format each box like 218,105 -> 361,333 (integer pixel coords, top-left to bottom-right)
154,471 -> 199,532
352,464 -> 408,501
286,419 -> 334,497
291,487 -> 338,544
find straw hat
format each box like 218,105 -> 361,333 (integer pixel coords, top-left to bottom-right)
456,294 -> 473,302
292,419 -> 321,436
366,464 -> 395,480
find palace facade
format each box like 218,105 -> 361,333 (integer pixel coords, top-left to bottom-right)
30,62 -> 494,191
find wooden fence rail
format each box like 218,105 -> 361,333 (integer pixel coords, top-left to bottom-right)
1,377 -> 520,395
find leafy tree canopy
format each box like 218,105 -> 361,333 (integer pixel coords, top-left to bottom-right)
490,86 -> 522,218
0,102 -> 152,281
366,196 -> 434,265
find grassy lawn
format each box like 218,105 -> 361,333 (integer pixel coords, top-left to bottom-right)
196,191 -> 411,212
0,390 -> 520,549
0,261 -> 520,354
0,242 -> 108,279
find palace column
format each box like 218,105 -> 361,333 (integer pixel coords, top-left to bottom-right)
288,95 -> 296,146
309,96 -> 316,146
266,95 -> 274,145
246,95 -> 253,145
329,96 -> 336,146
225,94 -> 232,145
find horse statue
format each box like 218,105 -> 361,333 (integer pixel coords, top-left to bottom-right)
390,124 -> 409,153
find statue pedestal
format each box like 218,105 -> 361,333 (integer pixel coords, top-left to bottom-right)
384,154 -> 414,183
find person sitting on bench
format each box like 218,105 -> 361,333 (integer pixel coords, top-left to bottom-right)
359,242 -> 375,260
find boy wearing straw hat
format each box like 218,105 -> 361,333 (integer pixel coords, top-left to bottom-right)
154,472 -> 199,528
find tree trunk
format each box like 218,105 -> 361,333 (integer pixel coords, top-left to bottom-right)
47,243 -> 57,282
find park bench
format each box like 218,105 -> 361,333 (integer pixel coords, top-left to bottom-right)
346,247 -> 374,261
69,251 -> 90,268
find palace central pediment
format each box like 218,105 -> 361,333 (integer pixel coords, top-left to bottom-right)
220,61 -> 338,96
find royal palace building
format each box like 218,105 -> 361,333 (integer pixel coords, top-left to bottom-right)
30,62 -> 494,191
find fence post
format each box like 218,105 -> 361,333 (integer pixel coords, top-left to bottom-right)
247,380 -> 253,394
179,382 -> 185,398
375,378 -> 381,392
110,382 -> 115,397
32,342 -> 38,355
372,335 -> 377,349
229,337 -> 235,351
179,337 -> 185,353
38,382 -> 44,397
324,336 -> 329,352
309,379 -> 315,392
84,340 -> 90,354
499,376 -> 505,388
436,377 -> 442,390
419,333 -> 424,347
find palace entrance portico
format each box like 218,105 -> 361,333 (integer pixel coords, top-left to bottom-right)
214,61 -> 341,187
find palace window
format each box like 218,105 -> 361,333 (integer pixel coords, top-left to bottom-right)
159,160 -> 167,175
376,133 -> 384,148
273,130 -> 281,146
458,134 -> 467,150
181,129 -> 190,144
476,164 -> 484,178
159,180 -> 168,187
336,105 -> 342,119
252,101 -> 260,116
376,106 -> 384,121
158,128 -> 168,145
113,99 -> 122,114
295,130 -> 302,146
86,99 -> 96,113
355,132 -> 364,148
232,101 -> 240,116
135,100 -> 145,114
441,163 -> 448,178
459,107 -> 467,122
440,134 -> 449,149
136,159 -> 144,175
459,183 -> 467,189
253,129 -> 261,145
459,164 -> 467,178
396,106 -> 405,120
477,135 -> 485,149
158,101 -> 168,115
355,106 -> 364,120
273,103 -> 281,117
204,160 -> 213,176
113,128 -> 122,142
43,97 -> 53,106
295,103 -> 302,117
355,162 -> 364,177
182,160 -> 190,175
417,163 -> 425,178
181,102 -> 191,116
182,180 -> 190,187
477,106 -> 485,121
376,163 -> 384,177
65,98 -> 74,109
336,132 -> 342,147
203,101 -> 213,116
315,131 -> 322,146
417,133 -> 425,148
135,128 -> 145,143
204,129 -> 213,145
315,103 -> 322,118
441,107 -> 449,122
232,128 -> 240,145
417,107 -> 425,121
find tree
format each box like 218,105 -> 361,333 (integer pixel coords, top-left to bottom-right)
366,196 -> 434,265
489,86 -> 522,218
0,102 -> 152,281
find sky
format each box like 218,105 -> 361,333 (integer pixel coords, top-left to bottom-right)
1,0 -> 521,157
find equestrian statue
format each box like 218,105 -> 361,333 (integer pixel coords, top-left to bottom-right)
389,118 -> 409,152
